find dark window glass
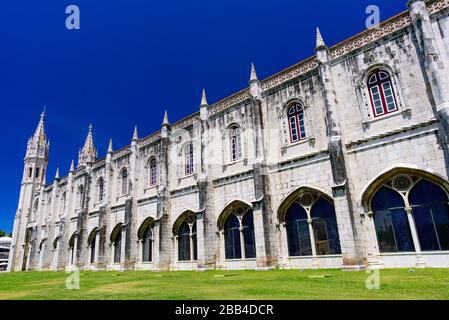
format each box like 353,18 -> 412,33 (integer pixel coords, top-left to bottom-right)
372,187 -> 415,252
224,214 -> 242,259
192,221 -> 198,261
242,211 -> 256,258
90,233 -> 96,264
410,180 -> 449,251
286,203 -> 312,256
178,222 -> 191,261
142,226 -> 153,262
311,198 -> 341,255
114,230 -> 122,263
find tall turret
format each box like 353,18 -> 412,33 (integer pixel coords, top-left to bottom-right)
9,111 -> 50,271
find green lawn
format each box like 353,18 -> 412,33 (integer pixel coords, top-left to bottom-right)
0,268 -> 448,300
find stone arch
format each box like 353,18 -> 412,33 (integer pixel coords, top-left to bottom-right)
277,186 -> 334,223
52,235 -> 61,249
110,223 -> 123,242
217,199 -> 253,230
68,232 -> 78,248
279,97 -> 309,117
87,227 -> 99,245
137,218 -> 155,240
172,210 -> 197,235
360,164 -> 449,211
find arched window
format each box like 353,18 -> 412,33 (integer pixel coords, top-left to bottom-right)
409,180 -> 449,251
224,211 -> 256,260
310,198 -> 341,255
286,203 -> 312,256
283,193 -> 341,257
68,234 -> 77,265
149,158 -> 157,186
229,126 -> 242,162
98,178 -> 104,202
90,232 -> 97,264
142,225 -> 153,262
224,214 -> 241,259
288,103 -> 306,143
174,213 -> 198,262
121,169 -> 128,195
367,69 -> 398,117
178,222 -> 191,261
372,187 -> 414,253
61,192 -> 66,214
185,142 -> 194,175
78,185 -> 84,209
113,229 -> 122,263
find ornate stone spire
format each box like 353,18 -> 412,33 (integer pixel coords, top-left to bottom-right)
69,160 -> 75,173
200,89 -> 209,121
26,110 -> 49,159
132,125 -> 139,141
250,63 -> 258,82
316,27 -> 327,51
249,63 -> 262,99
107,139 -> 113,154
201,89 -> 208,106
55,167 -> 60,180
78,124 -> 98,167
162,110 -> 169,126
33,111 -> 47,146
161,110 -> 170,139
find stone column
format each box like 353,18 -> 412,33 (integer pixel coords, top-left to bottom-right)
365,211 -> 384,269
404,206 -> 425,268
307,218 -> 319,268
218,230 -> 226,269
195,212 -> 205,267
251,201 -> 268,268
279,223 -> 290,268
136,239 -> 143,270
152,221 -> 160,270
317,28 -> 365,269
94,233 -> 100,265
173,236 -> 178,270
73,236 -> 78,267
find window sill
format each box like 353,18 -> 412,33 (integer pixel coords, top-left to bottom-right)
362,108 -> 411,130
281,137 -> 315,152
177,173 -> 197,184
222,158 -> 247,170
224,258 -> 257,262
144,185 -> 158,193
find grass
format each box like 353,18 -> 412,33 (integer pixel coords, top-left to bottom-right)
0,268 -> 448,300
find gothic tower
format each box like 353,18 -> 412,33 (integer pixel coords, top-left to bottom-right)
9,112 -> 49,271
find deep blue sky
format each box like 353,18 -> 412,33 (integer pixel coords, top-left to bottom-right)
0,0 -> 405,233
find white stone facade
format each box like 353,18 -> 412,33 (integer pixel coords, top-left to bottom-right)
8,0 -> 449,272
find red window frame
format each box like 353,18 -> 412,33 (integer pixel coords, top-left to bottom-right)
288,104 -> 306,143
367,69 -> 398,118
